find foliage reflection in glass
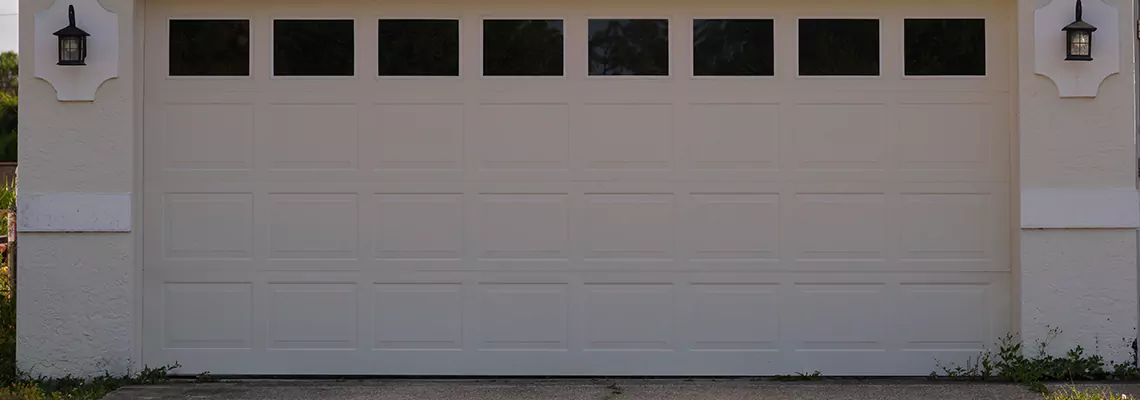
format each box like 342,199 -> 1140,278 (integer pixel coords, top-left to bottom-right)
588,19 -> 669,76
693,19 -> 774,76
484,20 -> 564,76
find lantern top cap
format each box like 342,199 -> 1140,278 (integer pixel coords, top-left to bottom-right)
53,5 -> 90,37
1063,0 -> 1098,32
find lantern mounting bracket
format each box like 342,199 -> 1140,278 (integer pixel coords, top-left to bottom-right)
1034,0 -> 1119,98
34,0 -> 119,102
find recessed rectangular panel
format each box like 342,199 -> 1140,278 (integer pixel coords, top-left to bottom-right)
477,194 -> 568,260
690,284 -> 779,350
378,19 -> 459,76
584,284 -> 674,350
791,284 -> 885,349
899,104 -> 987,168
473,104 -> 569,171
792,104 -> 885,171
581,105 -> 673,171
374,194 -> 463,260
693,19 -> 774,76
274,20 -> 355,76
583,194 -> 674,260
164,104 -> 254,170
898,284 -> 988,349
268,284 -> 357,349
269,194 -> 358,259
169,20 -> 250,76
687,104 -> 779,171
689,194 -> 779,260
798,19 -> 880,76
484,20 -> 564,76
163,283 -> 252,349
588,19 -> 669,75
164,193 -> 253,259
900,194 -> 988,260
372,104 -> 463,171
478,284 -> 568,350
373,284 -> 463,350
269,104 -> 359,170
793,194 -> 886,260
904,19 -> 985,76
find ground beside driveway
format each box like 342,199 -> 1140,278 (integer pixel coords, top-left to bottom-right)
104,379 -> 1140,400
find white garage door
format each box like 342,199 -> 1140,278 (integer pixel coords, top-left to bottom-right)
143,0 -> 1012,375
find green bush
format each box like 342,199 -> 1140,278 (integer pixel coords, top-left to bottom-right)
0,93 -> 16,163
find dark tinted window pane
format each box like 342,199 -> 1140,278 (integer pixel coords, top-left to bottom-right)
588,19 -> 669,76
693,19 -> 774,76
799,19 -> 879,76
378,20 -> 459,76
170,20 -> 250,76
274,20 -> 355,76
905,19 -> 985,76
484,20 -> 564,76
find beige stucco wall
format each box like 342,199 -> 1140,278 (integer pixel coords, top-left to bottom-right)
17,0 -> 137,377
1018,0 -> 1139,363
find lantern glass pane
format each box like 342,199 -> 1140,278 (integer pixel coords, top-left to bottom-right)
61,37 -> 81,61
1070,31 -> 1091,56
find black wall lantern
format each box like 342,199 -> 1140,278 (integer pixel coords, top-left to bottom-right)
1062,0 -> 1097,61
53,5 -> 90,66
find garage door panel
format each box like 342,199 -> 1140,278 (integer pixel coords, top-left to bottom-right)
686,283 -> 781,351
367,103 -> 465,174
684,193 -> 780,262
144,272 -> 1008,375
145,0 -> 1012,375
681,103 -> 781,175
470,103 -> 571,179
476,283 -> 571,350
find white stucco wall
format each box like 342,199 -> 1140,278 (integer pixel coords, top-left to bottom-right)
17,0 -> 137,377
1018,0 -> 1139,363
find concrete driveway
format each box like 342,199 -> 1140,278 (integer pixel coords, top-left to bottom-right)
104,380 -> 1140,400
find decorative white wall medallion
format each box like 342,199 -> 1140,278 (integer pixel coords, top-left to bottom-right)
34,0 -> 119,102
1034,0 -> 1119,98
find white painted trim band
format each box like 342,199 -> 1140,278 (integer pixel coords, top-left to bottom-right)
18,193 -> 132,232
1021,188 -> 1139,229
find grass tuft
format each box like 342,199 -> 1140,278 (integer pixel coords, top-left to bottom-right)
1046,386 -> 1134,400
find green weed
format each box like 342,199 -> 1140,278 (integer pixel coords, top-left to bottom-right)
932,329 -> 1140,394
772,371 -> 823,381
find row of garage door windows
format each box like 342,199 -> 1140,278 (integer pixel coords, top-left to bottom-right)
170,18 -> 986,78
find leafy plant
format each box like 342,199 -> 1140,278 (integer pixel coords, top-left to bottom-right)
932,329 -> 1140,394
0,364 -> 180,400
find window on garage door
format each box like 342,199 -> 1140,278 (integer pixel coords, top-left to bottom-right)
588,18 -> 669,76
169,19 -> 251,77
483,19 -> 565,76
693,19 -> 775,76
377,19 -> 460,77
798,18 -> 880,76
273,19 -> 355,77
904,18 -> 986,76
